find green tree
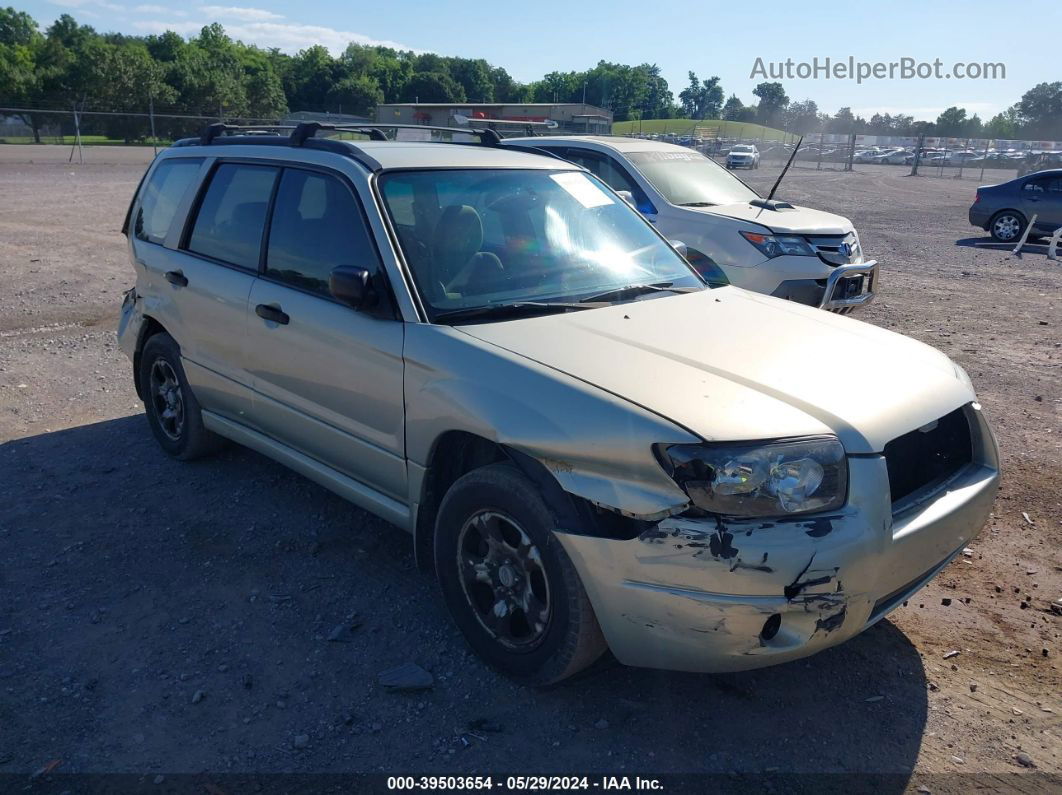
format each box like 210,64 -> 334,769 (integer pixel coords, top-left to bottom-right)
1016,82 -> 1062,138
678,72 -> 723,120
401,71 -> 465,103
752,81 -> 788,127
448,57 -> 493,102
0,6 -> 37,46
286,44 -> 337,111
983,109 -> 1019,140
934,106 -> 967,136
785,98 -> 820,133
827,106 -> 856,133
489,66 -> 529,103
635,63 -> 671,119
98,42 -> 177,140
328,74 -> 382,116
238,45 -> 287,118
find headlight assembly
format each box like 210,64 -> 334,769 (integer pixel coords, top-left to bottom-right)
657,437 -> 848,517
740,231 -> 817,258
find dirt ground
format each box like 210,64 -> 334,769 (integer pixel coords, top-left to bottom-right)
0,144 -> 1059,787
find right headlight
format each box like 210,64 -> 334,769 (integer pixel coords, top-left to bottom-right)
657,437 -> 848,517
740,231 -> 817,258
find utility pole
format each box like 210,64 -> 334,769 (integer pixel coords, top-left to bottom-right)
149,94 -> 157,156
68,98 -> 84,164
910,132 -> 926,175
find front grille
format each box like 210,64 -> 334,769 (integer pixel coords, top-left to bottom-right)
884,407 -> 972,505
805,233 -> 862,266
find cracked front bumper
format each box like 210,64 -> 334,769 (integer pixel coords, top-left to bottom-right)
556,406 -> 998,673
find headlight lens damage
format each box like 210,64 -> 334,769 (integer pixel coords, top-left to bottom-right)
659,437 -> 847,517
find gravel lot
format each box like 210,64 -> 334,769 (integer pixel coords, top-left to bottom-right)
1,144 -> 1059,786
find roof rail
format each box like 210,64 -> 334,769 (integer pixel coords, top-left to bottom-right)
289,121 -> 389,146
453,115 -> 559,137
199,122 -> 294,145
290,121 -> 503,147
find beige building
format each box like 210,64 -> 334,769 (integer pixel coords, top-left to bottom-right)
374,103 -> 613,135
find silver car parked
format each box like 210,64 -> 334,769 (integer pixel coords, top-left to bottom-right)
118,123 -> 999,684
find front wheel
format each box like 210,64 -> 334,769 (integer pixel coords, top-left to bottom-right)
434,463 -> 607,685
990,210 -> 1025,243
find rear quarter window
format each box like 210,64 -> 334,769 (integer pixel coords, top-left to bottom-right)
134,158 -> 203,245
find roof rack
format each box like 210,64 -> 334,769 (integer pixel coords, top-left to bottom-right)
452,115 -> 558,137
199,123 -> 295,145
290,121 -> 504,147
189,119 -> 563,174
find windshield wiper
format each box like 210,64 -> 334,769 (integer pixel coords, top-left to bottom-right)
580,282 -> 701,304
678,201 -> 716,207
432,301 -> 597,324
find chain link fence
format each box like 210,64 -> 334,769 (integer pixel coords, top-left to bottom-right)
621,126 -> 1062,182
0,106 -> 293,159
3,107 -> 1058,185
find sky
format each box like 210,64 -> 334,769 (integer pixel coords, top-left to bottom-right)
15,0 -> 1053,121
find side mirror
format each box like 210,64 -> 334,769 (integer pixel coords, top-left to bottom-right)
669,240 -> 688,259
615,190 -> 636,206
330,266 -> 373,308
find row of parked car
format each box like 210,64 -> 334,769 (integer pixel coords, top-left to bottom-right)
116,123 -> 997,684
852,146 -> 1049,169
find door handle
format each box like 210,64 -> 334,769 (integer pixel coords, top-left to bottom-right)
164,270 -> 188,287
255,303 -> 290,325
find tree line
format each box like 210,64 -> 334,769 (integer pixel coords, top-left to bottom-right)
1,7 -> 1059,143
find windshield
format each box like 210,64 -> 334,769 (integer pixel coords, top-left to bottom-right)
731,146 -> 754,153
379,168 -> 705,319
626,150 -> 758,206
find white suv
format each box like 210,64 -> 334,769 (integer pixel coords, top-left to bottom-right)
117,123 -> 996,684
726,144 -> 760,169
505,136 -> 877,312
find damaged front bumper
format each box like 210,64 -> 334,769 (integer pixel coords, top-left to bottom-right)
556,407 -> 998,673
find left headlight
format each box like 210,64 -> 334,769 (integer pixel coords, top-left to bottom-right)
657,437 -> 848,517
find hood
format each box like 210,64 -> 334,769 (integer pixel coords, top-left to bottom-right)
457,288 -> 974,454
691,201 -> 853,235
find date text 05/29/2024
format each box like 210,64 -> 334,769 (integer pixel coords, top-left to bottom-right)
386,776 -> 664,791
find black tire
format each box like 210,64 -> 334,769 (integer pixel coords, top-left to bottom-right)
139,332 -> 223,460
434,463 -> 607,685
989,210 -> 1025,243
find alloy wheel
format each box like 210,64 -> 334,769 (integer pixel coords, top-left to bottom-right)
993,214 -> 1021,242
456,510 -> 552,650
149,358 -> 184,441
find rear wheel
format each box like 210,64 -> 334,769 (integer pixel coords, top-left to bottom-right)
434,463 -> 606,685
990,210 -> 1025,243
139,333 -> 223,460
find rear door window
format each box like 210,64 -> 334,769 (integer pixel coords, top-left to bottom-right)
265,168 -> 380,296
134,158 -> 202,245
187,163 -> 280,270
561,148 -> 655,213
562,149 -> 637,194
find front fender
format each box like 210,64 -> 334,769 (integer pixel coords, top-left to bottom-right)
403,324 -> 696,520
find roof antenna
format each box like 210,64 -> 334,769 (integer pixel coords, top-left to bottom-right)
755,135 -> 803,217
